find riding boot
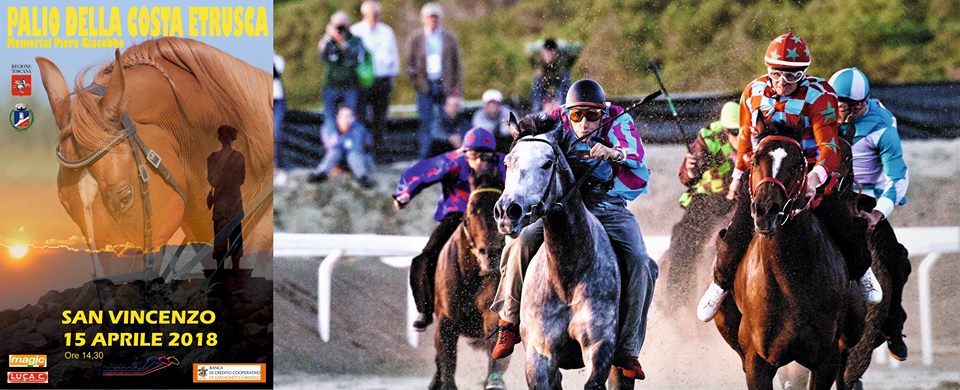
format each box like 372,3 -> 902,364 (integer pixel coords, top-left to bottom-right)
490,320 -> 520,359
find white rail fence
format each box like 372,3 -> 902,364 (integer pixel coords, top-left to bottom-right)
275,226 -> 958,363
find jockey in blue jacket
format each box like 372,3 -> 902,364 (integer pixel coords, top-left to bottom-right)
830,67 -> 911,360
393,127 -> 506,331
489,79 -> 658,380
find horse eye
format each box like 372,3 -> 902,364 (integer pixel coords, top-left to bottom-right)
541,160 -> 553,170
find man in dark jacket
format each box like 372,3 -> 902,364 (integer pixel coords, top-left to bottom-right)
318,11 -> 366,150
406,2 -> 463,158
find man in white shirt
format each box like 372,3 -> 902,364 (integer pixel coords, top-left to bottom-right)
350,0 -> 399,153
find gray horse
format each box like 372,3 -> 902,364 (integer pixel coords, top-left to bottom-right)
494,121 -> 621,389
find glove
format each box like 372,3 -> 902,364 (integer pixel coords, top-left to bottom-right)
805,170 -> 822,199
726,176 -> 740,201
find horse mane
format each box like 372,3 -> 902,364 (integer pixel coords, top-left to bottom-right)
509,113 -> 563,151
69,37 -> 271,170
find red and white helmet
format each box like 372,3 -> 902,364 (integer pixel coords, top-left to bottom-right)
764,33 -> 811,68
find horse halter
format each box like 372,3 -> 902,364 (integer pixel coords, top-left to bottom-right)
460,188 -> 503,258
57,84 -> 188,260
749,135 -> 810,226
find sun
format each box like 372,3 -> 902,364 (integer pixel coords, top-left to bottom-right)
8,244 -> 28,259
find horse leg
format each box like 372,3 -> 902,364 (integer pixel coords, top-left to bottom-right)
743,353 -> 776,390
525,350 -> 556,390
433,318 -> 459,390
607,367 -> 634,390
808,349 -> 841,390
582,341 -> 616,390
483,310 -> 508,390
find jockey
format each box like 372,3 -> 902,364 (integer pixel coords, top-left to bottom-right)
696,33 -> 881,322
489,79 -> 658,380
829,67 -> 911,360
393,127 -> 507,331
661,101 -> 739,313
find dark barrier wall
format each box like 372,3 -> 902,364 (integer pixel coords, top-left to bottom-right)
279,82 -> 960,167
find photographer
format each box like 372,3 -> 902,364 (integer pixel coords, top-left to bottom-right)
318,11 -> 366,149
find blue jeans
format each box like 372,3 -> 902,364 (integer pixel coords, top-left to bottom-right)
274,98 -> 287,169
321,87 -> 358,146
415,80 -> 447,158
532,72 -> 571,113
491,201 -> 659,357
316,144 -> 371,178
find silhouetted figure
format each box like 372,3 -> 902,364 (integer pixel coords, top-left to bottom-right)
207,125 -> 245,273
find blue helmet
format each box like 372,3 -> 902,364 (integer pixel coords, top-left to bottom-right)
828,67 -> 870,101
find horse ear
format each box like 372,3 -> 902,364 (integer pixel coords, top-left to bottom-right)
99,49 -> 126,127
35,57 -> 71,131
508,112 -> 520,140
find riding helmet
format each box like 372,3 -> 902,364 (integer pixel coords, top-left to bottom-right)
764,32 -> 811,68
565,79 -> 606,108
828,67 -> 870,102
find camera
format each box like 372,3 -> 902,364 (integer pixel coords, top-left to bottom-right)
336,24 -> 349,34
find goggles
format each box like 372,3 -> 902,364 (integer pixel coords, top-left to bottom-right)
465,150 -> 497,162
767,68 -> 805,83
568,108 -> 603,123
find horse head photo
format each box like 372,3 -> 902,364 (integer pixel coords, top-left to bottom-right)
36,37 -> 273,279
494,114 -> 628,389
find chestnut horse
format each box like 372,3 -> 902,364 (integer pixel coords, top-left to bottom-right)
432,173 -> 509,390
37,37 -> 273,279
713,118 -> 859,390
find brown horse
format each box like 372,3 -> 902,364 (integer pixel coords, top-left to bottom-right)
713,119 -> 861,390
432,173 -> 509,390
36,37 -> 273,279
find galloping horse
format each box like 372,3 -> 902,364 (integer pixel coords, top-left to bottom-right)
432,173 -> 509,390
713,118 -> 865,390
494,117 -> 622,389
37,37 -> 273,279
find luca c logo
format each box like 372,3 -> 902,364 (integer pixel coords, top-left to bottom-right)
9,103 -> 32,132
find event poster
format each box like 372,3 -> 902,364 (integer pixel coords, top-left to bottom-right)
0,2 -> 274,388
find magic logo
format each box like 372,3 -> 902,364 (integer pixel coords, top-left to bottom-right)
9,354 -> 47,367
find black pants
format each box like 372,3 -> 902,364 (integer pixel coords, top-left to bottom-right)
357,77 -> 393,153
664,194 -> 734,307
858,196 -> 912,336
713,174 -> 871,289
410,212 -> 463,315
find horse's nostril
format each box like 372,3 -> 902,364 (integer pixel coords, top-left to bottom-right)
493,205 -> 502,220
506,203 -> 523,220
478,247 -> 487,255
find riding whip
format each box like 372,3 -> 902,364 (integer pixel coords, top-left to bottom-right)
649,61 -> 692,150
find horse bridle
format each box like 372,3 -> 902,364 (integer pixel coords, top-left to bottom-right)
749,135 -> 811,226
460,188 -> 503,258
57,84 -> 188,262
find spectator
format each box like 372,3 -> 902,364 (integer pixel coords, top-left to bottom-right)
526,38 -> 582,113
407,2 -> 463,158
351,0 -> 399,153
273,53 -> 288,186
318,11 -> 366,150
308,106 -> 375,188
471,89 -> 517,153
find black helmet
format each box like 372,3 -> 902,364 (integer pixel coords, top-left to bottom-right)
565,79 -> 606,108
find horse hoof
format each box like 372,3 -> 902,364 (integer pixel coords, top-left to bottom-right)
484,372 -> 506,390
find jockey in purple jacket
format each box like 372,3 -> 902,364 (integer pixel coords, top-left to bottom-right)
393,127 -> 507,331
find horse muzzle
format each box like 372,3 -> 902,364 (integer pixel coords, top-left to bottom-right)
494,199 -> 532,238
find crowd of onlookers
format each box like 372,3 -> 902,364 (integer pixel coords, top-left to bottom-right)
273,1 -> 581,188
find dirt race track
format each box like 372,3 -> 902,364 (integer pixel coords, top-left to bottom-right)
274,140 -> 960,389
